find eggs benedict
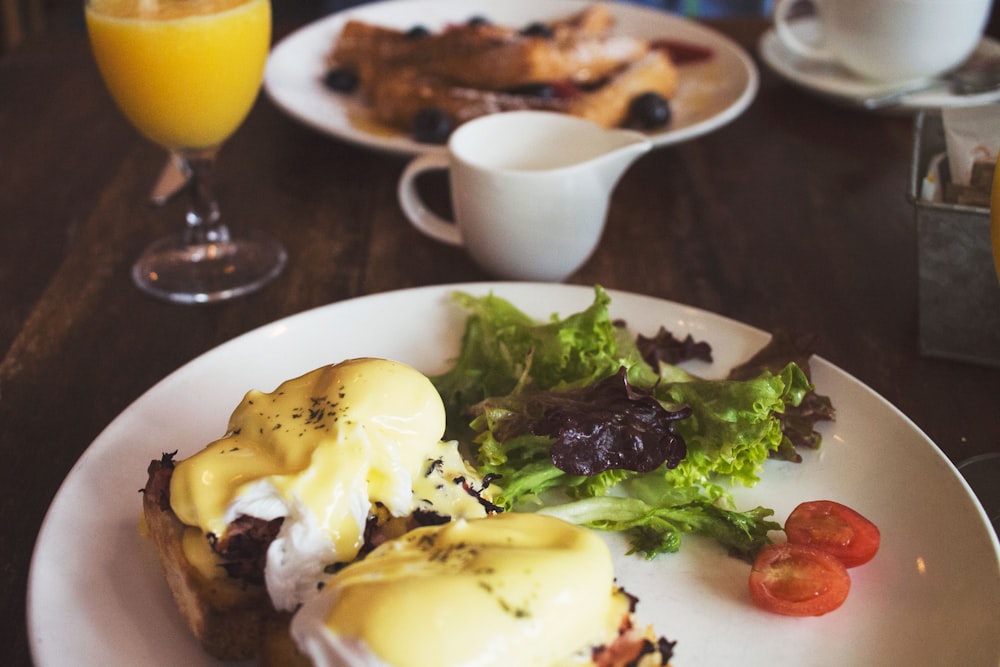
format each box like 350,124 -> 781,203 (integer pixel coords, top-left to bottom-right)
142,358 -> 498,660
291,513 -> 675,667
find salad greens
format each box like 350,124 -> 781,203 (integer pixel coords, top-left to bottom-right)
431,287 -> 834,561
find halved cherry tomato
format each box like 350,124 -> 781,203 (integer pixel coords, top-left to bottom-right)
785,500 -> 881,568
748,542 -> 851,616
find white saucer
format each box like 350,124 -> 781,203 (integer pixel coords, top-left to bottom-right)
759,18 -> 1000,109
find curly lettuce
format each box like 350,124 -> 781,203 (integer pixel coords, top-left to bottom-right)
430,286 -> 831,560
433,288 -> 651,432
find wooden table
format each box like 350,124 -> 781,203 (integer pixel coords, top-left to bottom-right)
3,4 -> 999,665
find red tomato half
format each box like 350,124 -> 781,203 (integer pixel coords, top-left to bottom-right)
748,543 -> 851,616
785,500 -> 881,568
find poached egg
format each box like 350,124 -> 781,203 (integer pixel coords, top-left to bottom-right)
290,512 -> 631,667
167,358 -> 492,611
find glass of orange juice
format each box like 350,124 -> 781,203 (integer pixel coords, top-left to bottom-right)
85,0 -> 285,303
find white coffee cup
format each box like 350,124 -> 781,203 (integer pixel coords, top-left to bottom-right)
397,111 -> 651,282
773,0 -> 993,82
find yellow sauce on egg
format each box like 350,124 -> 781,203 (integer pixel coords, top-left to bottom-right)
305,513 -> 625,667
168,358 -> 488,563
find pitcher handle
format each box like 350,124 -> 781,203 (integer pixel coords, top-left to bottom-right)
397,153 -> 463,247
773,0 -> 835,63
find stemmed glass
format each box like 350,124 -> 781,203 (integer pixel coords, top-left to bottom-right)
85,0 -> 286,304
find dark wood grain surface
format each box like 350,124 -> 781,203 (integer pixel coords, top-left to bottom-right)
3,4 -> 999,665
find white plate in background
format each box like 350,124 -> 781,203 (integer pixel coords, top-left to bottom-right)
264,0 -> 758,155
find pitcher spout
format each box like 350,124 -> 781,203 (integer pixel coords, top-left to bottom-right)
592,128 -> 652,187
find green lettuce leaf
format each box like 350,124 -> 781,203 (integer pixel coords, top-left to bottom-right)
539,496 -> 780,560
654,362 -> 813,492
430,286 -> 827,561
432,287 -> 652,438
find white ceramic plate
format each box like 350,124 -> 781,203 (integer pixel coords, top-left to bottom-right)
27,283 -> 1000,666
759,18 -> 1000,110
263,0 -> 758,155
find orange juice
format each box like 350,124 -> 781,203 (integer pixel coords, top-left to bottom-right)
86,0 -> 270,150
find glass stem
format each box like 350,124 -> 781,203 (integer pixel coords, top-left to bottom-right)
182,147 -> 229,246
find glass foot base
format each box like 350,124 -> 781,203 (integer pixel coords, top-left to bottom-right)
132,230 -> 287,304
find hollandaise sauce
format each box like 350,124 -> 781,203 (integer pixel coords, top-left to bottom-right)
292,513 -> 628,667
167,358 -> 492,611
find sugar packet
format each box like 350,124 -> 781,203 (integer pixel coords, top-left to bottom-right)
942,103 -> 1000,206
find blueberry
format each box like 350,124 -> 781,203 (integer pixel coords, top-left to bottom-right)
520,21 -> 553,38
412,108 -> 454,144
627,92 -> 672,129
405,25 -> 430,39
322,67 -> 359,93
467,15 -> 491,27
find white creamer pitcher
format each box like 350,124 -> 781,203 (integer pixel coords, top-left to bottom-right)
397,111 -> 652,281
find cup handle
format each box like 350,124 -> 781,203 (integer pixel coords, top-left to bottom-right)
773,0 -> 835,63
397,153 -> 463,247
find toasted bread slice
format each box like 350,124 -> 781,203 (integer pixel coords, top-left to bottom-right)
567,50 -> 678,127
364,50 -> 676,131
142,456 -> 276,661
331,4 -> 647,90
363,65 -> 565,129
327,3 -> 678,138
427,32 -> 649,90
331,4 -> 617,66
259,613 -> 311,667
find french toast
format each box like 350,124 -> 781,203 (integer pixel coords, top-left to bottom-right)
330,4 -> 646,90
325,3 -> 680,140
364,50 -> 676,131
567,50 -> 678,127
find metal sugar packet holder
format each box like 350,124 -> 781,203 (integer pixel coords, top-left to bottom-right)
908,109 -> 1000,368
